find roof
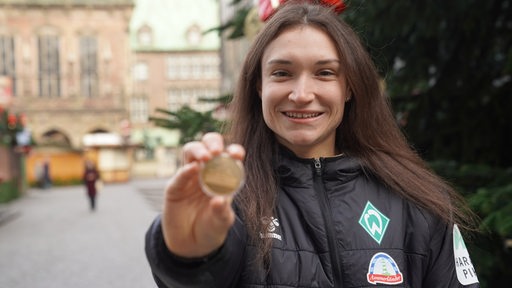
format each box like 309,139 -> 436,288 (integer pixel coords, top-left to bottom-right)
129,0 -> 220,51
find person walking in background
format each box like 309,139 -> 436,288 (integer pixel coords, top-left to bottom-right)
145,1 -> 480,287
83,159 -> 100,211
34,160 -> 44,188
41,158 -> 52,189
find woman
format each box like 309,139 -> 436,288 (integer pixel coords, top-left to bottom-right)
145,1 -> 479,287
83,159 -> 100,211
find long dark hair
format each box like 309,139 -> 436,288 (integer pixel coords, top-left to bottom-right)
227,1 -> 476,266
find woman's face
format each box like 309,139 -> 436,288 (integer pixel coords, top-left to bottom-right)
260,25 -> 349,158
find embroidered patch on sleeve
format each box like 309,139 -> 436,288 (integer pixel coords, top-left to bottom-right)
359,201 -> 390,244
453,224 -> 479,285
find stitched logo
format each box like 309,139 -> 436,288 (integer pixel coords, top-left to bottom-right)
359,201 -> 389,244
259,216 -> 282,241
367,252 -> 403,285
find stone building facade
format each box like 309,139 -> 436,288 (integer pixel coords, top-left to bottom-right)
0,0 -> 134,148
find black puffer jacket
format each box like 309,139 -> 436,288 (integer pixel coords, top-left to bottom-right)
145,150 -> 480,287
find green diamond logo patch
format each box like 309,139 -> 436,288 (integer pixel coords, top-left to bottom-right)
359,201 -> 390,244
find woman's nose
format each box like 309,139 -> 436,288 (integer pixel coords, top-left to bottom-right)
288,74 -> 315,104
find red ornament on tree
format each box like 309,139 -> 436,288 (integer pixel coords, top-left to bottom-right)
258,0 -> 346,22
7,113 -> 16,130
320,0 -> 346,14
258,0 -> 286,21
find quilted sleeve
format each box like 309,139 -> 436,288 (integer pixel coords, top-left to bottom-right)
145,215 -> 248,288
423,220 -> 480,288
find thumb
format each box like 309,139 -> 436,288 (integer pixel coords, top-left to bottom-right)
209,196 -> 235,231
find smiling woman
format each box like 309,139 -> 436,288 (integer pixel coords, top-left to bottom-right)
145,2 -> 480,287
260,25 -> 348,158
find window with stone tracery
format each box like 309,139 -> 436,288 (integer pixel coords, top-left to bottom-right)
38,34 -> 60,97
80,35 -> 98,98
0,35 -> 16,96
130,97 -> 148,123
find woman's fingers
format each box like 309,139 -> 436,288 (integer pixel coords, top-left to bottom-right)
225,143 -> 246,161
202,132 -> 225,155
182,141 -> 211,164
182,132 -> 226,164
165,162 -> 200,201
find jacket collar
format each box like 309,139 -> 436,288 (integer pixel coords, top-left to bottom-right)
274,145 -> 362,186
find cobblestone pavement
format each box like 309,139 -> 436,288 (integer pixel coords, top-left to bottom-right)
0,177 -> 168,288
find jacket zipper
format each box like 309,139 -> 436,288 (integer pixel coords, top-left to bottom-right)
313,158 -> 343,287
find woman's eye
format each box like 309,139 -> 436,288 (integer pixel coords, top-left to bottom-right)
318,69 -> 336,77
271,70 -> 290,77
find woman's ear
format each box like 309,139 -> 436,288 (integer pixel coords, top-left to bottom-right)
345,89 -> 352,102
257,80 -> 262,98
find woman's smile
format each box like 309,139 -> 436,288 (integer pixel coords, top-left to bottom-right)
283,111 -> 323,119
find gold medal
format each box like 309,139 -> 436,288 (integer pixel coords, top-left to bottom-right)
199,153 -> 245,197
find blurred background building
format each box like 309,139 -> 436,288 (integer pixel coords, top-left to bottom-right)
0,0 -> 135,184
128,0 -> 222,177
0,0 -> 229,187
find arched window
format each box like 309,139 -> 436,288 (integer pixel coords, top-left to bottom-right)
137,24 -> 153,46
40,129 -> 71,147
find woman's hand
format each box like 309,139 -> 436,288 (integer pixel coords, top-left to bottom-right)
161,132 -> 245,258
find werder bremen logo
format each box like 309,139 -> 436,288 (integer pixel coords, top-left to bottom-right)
359,201 -> 390,244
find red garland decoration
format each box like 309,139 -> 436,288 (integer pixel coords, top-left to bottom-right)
258,0 -> 346,22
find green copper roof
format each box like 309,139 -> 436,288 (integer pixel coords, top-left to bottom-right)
130,0 -> 220,51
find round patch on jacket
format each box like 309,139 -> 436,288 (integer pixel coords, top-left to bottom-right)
367,252 -> 403,285
453,224 -> 479,285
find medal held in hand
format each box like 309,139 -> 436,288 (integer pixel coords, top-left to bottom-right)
199,153 -> 245,197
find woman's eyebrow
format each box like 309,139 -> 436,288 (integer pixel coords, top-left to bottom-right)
316,59 -> 340,65
266,58 -> 340,66
266,58 -> 293,65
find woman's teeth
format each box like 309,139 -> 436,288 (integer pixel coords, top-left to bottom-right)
285,112 -> 320,119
